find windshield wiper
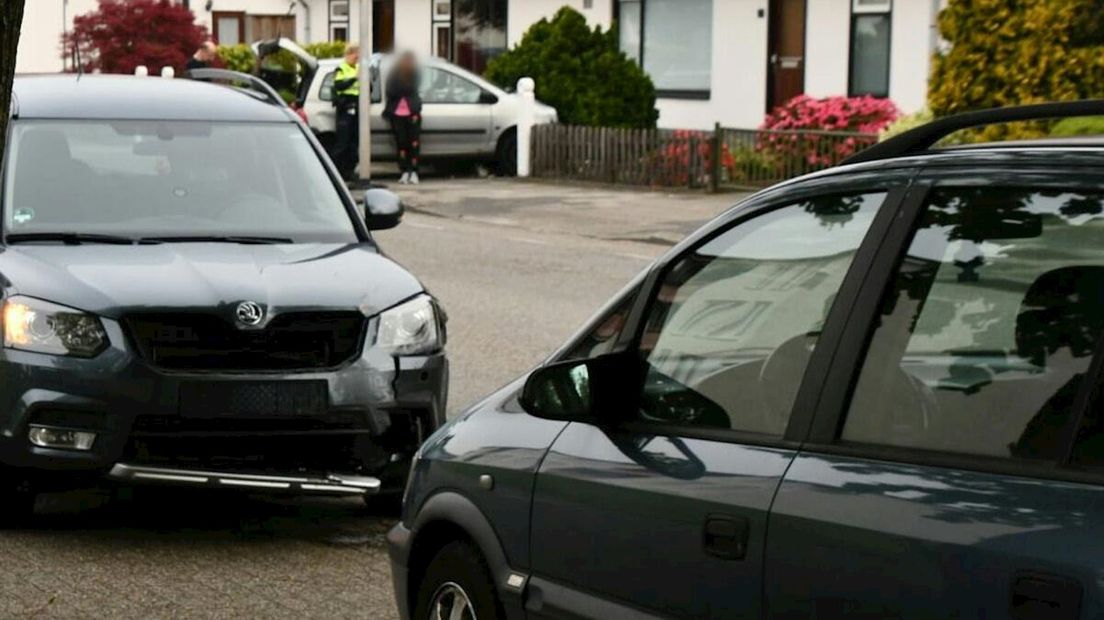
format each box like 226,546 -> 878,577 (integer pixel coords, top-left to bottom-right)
138,235 -> 294,245
5,232 -> 140,245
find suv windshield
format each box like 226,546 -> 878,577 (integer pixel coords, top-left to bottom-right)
3,120 -> 358,244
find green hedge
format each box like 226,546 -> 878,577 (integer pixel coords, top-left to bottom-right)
929,0 -> 1104,141
484,7 -> 657,128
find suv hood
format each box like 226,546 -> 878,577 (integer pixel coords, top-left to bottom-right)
0,243 -> 424,319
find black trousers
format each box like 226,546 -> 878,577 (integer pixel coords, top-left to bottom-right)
333,104 -> 359,180
391,115 -> 421,173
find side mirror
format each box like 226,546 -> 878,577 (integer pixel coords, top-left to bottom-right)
362,188 -> 404,230
519,351 -> 638,423
479,90 -> 499,105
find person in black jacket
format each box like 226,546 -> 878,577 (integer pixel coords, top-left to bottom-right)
384,52 -> 423,184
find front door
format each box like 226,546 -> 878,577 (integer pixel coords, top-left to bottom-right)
526,189 -> 896,618
766,178 -> 1104,618
767,0 -> 806,111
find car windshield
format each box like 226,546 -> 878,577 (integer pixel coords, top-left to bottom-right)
3,120 -> 358,243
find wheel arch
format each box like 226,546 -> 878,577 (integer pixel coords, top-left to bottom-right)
406,491 -> 521,616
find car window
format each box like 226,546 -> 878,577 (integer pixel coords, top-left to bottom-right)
4,120 -> 358,243
842,187 -> 1104,462
636,193 -> 887,435
563,285 -> 640,361
321,66 -> 382,104
419,67 -> 483,104
320,70 -> 335,102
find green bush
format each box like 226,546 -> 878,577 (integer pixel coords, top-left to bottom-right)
217,44 -> 255,73
1050,116 -> 1104,136
880,108 -> 934,141
930,0 -> 1104,142
303,41 -> 346,59
484,7 -> 658,128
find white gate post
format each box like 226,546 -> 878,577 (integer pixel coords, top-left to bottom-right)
516,77 -> 535,178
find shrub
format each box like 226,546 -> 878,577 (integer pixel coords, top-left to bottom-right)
930,0 -> 1104,142
63,0 -> 207,74
880,107 -> 934,141
759,95 -> 897,166
303,41 -> 346,59
649,130 -> 735,187
216,44 -> 255,73
484,7 -> 658,128
1050,116 -> 1104,137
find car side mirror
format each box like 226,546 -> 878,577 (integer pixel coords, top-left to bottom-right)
362,188 -> 404,230
519,351 -> 639,423
479,90 -> 499,105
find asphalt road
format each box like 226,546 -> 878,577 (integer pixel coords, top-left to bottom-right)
0,213 -> 667,619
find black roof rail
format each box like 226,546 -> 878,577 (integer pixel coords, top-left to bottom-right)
182,68 -> 288,109
842,99 -> 1104,165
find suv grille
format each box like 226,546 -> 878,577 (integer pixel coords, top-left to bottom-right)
125,312 -> 366,371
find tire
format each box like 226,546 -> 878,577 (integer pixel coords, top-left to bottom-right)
495,129 -> 518,177
413,541 -> 504,620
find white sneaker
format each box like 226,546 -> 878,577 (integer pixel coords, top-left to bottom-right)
398,172 -> 410,185
409,172 -> 420,185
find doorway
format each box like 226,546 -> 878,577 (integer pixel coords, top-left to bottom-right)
766,0 -> 806,112
374,0 -> 395,52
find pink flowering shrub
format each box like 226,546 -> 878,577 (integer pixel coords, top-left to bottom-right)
758,95 -> 899,167
652,130 -> 736,187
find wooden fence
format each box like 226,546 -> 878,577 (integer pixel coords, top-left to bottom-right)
529,123 -> 879,191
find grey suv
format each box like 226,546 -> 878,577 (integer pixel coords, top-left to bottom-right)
1,73 -> 446,520
390,102 -> 1104,619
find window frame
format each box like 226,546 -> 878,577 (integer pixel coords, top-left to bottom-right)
804,167 -> 1104,486
575,169 -> 916,448
847,1 -> 892,98
616,0 -> 713,100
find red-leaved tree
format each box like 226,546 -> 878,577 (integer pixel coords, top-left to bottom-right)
63,0 -> 207,75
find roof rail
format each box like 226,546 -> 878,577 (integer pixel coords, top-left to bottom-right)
842,99 -> 1104,165
182,68 -> 288,109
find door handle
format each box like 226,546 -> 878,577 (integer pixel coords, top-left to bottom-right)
702,515 -> 749,560
1011,571 -> 1082,620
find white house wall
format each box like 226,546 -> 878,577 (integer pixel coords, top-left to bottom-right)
394,0 -> 432,55
16,0 -> 99,74
656,0 -> 768,130
803,0 -> 850,103
507,0 -> 612,46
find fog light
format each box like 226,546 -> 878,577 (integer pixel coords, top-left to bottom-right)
28,426 -> 96,451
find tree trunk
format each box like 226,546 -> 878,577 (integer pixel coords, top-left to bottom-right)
0,0 -> 27,167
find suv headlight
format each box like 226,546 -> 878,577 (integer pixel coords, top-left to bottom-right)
3,296 -> 107,357
374,295 -> 443,356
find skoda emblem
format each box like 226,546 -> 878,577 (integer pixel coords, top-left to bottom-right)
235,301 -> 264,326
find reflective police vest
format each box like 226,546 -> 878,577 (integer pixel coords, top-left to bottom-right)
333,61 -> 360,105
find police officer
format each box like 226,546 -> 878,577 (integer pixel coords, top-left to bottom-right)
332,44 -> 361,181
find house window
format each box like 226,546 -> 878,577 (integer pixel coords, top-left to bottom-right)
849,0 -> 891,97
329,0 -> 350,42
213,11 -> 245,46
617,0 -> 713,98
452,0 -> 507,74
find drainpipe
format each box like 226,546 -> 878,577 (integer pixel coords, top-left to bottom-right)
297,0 -> 311,41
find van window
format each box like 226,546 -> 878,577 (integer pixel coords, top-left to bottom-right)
842,187 -> 1104,461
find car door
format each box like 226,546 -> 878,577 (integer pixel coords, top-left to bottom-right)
417,65 -> 495,157
525,177 -> 913,619
766,172 -> 1104,619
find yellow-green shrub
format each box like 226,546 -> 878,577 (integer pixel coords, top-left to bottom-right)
929,0 -> 1104,142
303,41 -> 346,59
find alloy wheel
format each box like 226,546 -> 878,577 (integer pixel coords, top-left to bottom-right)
429,581 -> 477,620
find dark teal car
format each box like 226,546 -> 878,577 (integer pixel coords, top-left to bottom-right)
389,103 -> 1104,619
